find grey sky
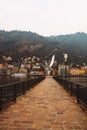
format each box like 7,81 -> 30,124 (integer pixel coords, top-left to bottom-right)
0,0 -> 87,36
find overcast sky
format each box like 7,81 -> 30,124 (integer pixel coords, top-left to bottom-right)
0,0 -> 87,36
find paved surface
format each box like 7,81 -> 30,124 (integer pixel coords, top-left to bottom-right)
0,76 -> 87,130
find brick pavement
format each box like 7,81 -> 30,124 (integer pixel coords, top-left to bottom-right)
0,76 -> 87,130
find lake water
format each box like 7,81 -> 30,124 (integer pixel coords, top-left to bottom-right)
0,75 -> 27,86
67,77 -> 87,86
0,76 -> 87,86
0,75 -> 40,86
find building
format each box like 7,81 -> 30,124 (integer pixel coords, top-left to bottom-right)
70,68 -> 86,76
58,64 -> 69,77
0,64 -> 3,69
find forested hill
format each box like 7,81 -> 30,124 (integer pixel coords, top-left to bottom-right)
0,30 -> 87,65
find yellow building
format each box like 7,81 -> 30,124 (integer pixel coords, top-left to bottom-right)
70,68 -> 86,76
0,64 -> 3,69
52,69 -> 58,75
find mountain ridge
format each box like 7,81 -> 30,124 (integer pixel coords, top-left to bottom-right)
0,30 -> 87,65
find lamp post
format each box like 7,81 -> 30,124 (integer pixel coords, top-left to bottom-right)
64,53 -> 68,78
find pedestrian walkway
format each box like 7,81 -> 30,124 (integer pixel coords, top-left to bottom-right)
0,77 -> 87,130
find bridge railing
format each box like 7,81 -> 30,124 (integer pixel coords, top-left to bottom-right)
0,76 -> 45,111
53,76 -> 87,107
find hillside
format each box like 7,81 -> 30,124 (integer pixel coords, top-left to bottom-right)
48,32 -> 87,64
0,30 -> 87,65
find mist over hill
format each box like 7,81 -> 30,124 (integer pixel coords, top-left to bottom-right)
0,30 -> 87,65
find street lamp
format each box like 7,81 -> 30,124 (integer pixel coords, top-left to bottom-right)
64,53 -> 68,78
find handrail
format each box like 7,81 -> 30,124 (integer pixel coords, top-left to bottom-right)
53,76 -> 87,107
0,77 -> 42,88
0,76 -> 45,111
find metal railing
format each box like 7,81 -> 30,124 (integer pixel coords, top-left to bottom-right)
0,76 -> 45,111
53,76 -> 87,107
